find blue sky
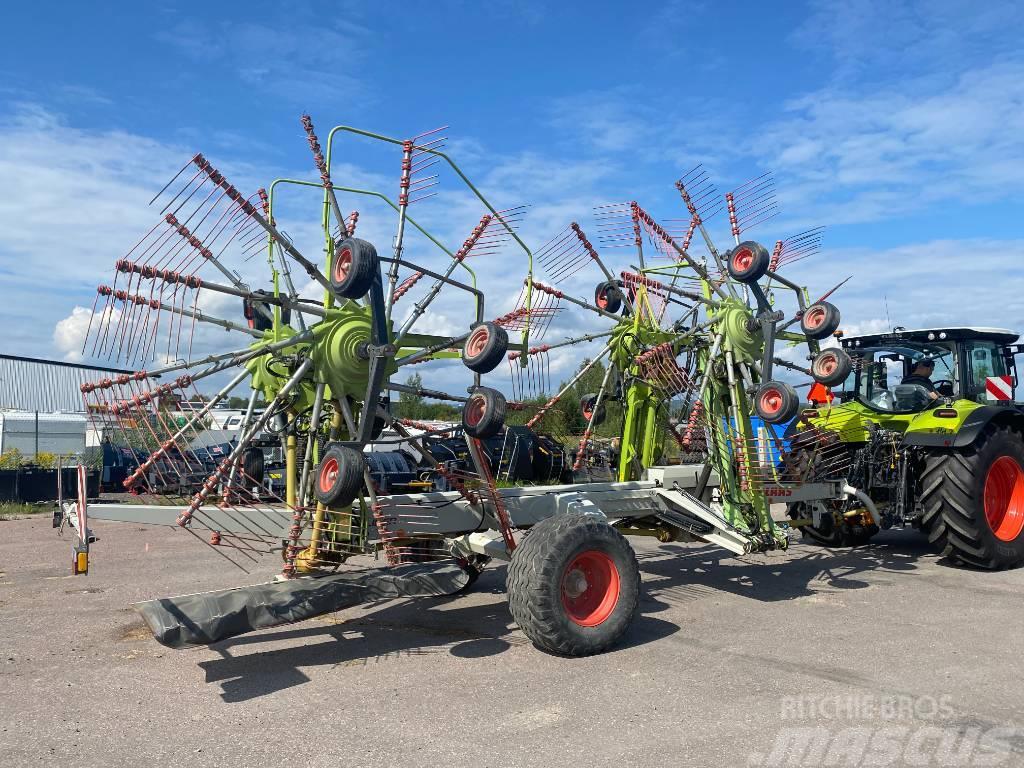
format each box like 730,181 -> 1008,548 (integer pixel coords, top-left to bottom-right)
2,0 -> 1024,394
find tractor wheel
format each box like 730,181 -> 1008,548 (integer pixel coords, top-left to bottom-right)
462,387 -> 506,439
580,393 -> 607,426
462,321 -> 508,374
331,237 -> 378,299
507,512 -> 639,656
726,241 -> 771,283
919,423 -> 1024,569
314,444 -> 365,507
594,281 -> 623,314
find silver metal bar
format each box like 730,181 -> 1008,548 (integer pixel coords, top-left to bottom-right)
225,387 -> 260,491
527,344 -> 614,429
144,328 -> 314,380
297,382 -> 327,508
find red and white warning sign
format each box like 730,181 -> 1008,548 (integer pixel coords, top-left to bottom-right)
986,375 -> 1014,401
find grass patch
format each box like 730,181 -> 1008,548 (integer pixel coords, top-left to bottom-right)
0,501 -> 56,521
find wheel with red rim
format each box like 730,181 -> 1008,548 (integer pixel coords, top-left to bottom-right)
726,240 -> 770,283
985,456 -> 1024,543
754,381 -> 799,424
313,443 -> 365,507
594,281 -> 623,314
919,423 -> 1024,569
507,511 -> 639,656
330,237 -> 378,299
461,386 -> 506,439
461,321 -> 508,374
800,301 -> 841,340
811,348 -> 852,387
561,550 -> 620,626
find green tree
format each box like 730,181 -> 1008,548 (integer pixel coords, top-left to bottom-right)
225,395 -> 266,410
510,359 -> 624,440
395,373 -> 426,420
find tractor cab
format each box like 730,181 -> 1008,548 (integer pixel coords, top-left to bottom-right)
835,327 -> 1020,414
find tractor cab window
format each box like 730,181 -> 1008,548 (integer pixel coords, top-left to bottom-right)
965,341 -> 1010,403
844,342 -> 958,413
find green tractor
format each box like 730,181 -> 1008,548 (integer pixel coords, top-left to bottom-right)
789,326 -> 1024,569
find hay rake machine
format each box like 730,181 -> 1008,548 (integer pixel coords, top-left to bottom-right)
59,116 -> 862,656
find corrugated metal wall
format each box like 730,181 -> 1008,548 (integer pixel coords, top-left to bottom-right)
0,354 -> 135,413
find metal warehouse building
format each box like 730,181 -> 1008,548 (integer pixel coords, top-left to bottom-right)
0,353 -> 134,413
0,354 -> 136,459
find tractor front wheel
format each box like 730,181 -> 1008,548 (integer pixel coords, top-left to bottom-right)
507,512 -> 639,656
920,423 -> 1024,569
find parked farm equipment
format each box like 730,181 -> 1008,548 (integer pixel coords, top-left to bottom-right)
789,326 -> 1024,569
59,116 -> 885,655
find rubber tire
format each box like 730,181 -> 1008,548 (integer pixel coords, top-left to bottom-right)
241,447 -> 264,485
726,241 -> 771,283
594,281 -> 623,313
811,348 -> 852,387
507,512 -> 640,656
754,381 -> 799,424
462,321 -> 509,374
331,237 -> 378,299
462,387 -> 506,439
580,393 -> 607,426
919,423 -> 1024,569
789,502 -> 879,547
801,301 -> 841,340
313,443 -> 365,507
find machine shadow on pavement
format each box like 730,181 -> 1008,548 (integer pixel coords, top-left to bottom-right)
635,529 -> 938,608
194,529 -> 946,703
198,564 -> 681,702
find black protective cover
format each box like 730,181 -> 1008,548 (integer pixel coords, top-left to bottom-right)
135,562 -> 470,648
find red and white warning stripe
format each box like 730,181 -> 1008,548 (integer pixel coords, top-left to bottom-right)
76,463 -> 88,540
986,375 -> 1013,402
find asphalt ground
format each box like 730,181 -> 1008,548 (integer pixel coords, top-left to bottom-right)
2,514 -> 1023,768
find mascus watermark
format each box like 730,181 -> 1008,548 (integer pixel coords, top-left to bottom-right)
747,694 -> 1020,767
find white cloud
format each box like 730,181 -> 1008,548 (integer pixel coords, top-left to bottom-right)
769,61 -> 1024,218
784,238 -> 1024,336
53,306 -> 95,362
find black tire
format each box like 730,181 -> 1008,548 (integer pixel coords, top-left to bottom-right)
313,443 -> 365,507
801,301 -> 841,340
919,423 -> 1024,569
507,512 -> 639,656
462,321 -> 508,374
580,393 -> 606,426
241,447 -> 264,486
726,241 -> 770,283
811,348 -> 852,387
788,501 -> 879,547
331,237 -> 378,299
462,387 -> 506,439
754,381 -> 799,424
594,281 -> 623,313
